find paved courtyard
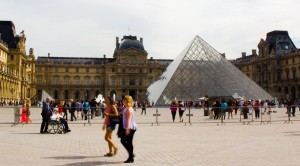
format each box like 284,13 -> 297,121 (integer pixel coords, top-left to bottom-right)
0,106 -> 299,166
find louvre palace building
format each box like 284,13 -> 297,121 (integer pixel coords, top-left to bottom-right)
0,21 -> 36,104
1,20 -> 300,103
231,31 -> 300,101
35,35 -> 172,102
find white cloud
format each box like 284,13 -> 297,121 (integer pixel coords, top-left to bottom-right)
1,0 -> 299,60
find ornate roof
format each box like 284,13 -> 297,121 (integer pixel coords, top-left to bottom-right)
118,35 -> 144,51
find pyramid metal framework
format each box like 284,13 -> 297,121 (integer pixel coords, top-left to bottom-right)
147,36 -> 273,105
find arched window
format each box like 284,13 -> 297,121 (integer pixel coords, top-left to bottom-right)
54,90 -> 59,99
64,90 -> 69,99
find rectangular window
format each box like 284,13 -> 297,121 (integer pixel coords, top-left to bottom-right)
139,78 -> 143,86
86,68 -> 89,73
54,77 -> 59,85
277,71 -> 281,81
112,78 -> 116,86
37,76 -> 42,84
66,68 -> 69,72
129,78 -> 135,86
122,78 -> 126,85
148,78 -> 153,85
76,68 -> 79,72
75,77 -> 79,85
64,77 -> 69,85
95,78 -> 100,85
85,77 -> 90,85
293,70 -> 296,79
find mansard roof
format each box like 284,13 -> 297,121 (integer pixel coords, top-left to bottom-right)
36,57 -> 115,65
0,21 -> 17,48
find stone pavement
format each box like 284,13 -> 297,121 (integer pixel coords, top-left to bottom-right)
0,106 -> 300,166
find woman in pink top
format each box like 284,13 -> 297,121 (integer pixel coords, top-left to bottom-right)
170,101 -> 177,122
102,96 -> 119,157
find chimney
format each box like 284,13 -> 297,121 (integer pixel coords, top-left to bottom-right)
48,53 -> 50,57
242,52 -> 246,58
29,48 -> 34,55
116,37 -> 119,49
140,37 -> 143,43
252,49 -> 257,55
103,54 -> 106,58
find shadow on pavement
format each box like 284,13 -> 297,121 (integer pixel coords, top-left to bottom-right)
54,161 -> 124,166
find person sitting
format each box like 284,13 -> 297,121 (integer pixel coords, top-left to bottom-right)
50,108 -> 71,132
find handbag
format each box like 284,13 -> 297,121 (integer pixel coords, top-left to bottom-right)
110,116 -> 120,124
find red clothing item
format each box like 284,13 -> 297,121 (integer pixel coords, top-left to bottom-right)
58,104 -> 63,114
170,103 -> 177,112
104,107 -> 111,125
21,107 -> 28,123
253,102 -> 260,110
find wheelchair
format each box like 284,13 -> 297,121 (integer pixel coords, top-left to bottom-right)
48,120 -> 66,134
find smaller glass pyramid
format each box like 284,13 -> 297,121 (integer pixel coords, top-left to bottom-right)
147,36 -> 273,105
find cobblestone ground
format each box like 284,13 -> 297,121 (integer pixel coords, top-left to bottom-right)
0,106 -> 299,166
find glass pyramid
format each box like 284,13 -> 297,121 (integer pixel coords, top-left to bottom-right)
147,36 -> 273,105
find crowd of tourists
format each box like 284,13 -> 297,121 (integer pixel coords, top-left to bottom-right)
169,98 -> 300,122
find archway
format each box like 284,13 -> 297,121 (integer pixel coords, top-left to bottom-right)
74,90 -> 80,100
129,90 -> 136,100
64,90 -> 69,99
291,86 -> 296,100
54,90 -> 58,99
284,87 -> 289,99
85,90 -> 90,100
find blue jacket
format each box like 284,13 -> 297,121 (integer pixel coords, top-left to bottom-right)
221,102 -> 228,111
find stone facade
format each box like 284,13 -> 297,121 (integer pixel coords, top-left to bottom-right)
35,35 -> 172,102
0,21 -> 36,103
231,31 -> 300,101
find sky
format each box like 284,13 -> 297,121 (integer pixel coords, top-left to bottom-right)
1,0 -> 300,60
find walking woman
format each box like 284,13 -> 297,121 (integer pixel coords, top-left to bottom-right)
102,96 -> 119,157
170,101 -> 177,122
121,95 -> 137,163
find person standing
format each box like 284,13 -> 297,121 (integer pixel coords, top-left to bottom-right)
178,101 -> 185,122
214,100 -> 221,120
21,100 -> 28,123
102,96 -> 119,157
70,99 -> 77,121
141,101 -> 146,115
63,100 -> 69,120
100,101 -> 106,118
40,97 -> 52,133
26,100 -> 32,123
253,100 -> 261,119
83,100 -> 90,120
170,101 -> 177,122
221,100 -> 228,120
121,95 -> 137,163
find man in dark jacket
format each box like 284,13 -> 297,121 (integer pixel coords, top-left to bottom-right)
40,97 -> 52,133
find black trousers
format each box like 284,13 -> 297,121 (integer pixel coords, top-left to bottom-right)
83,109 -> 88,120
60,118 -> 69,130
70,111 -> 77,121
40,116 -> 49,133
121,129 -> 136,158
171,111 -> 176,122
63,110 -> 68,120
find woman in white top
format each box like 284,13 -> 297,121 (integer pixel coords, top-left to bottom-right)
121,95 -> 137,163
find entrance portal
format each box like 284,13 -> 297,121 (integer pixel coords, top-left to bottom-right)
129,90 -> 136,100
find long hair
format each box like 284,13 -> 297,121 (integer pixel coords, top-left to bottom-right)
106,96 -> 116,106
